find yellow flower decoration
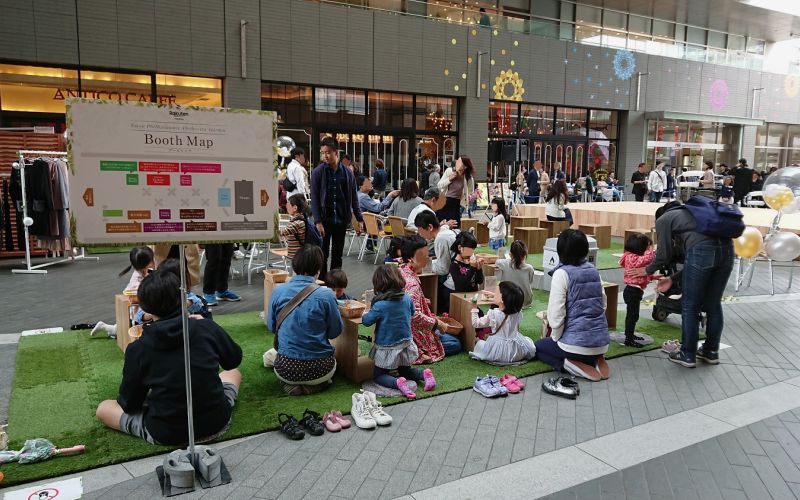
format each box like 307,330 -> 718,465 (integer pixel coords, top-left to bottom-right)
492,69 -> 525,101
785,75 -> 799,98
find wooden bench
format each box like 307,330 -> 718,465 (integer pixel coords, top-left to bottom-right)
579,224 -> 612,249
539,219 -> 571,238
513,226 -> 548,253
510,216 -> 538,233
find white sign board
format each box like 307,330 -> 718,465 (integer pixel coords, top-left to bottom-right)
66,99 -> 277,245
3,477 -> 82,500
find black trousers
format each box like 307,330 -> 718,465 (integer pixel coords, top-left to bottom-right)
202,243 -> 234,295
321,222 -> 348,278
633,190 -> 646,202
623,285 -> 644,337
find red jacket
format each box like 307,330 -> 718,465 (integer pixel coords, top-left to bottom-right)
620,249 -> 656,289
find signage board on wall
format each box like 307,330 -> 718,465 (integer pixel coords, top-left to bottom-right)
67,99 -> 278,245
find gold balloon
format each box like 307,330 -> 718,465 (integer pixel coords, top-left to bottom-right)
764,185 -> 794,210
733,226 -> 764,259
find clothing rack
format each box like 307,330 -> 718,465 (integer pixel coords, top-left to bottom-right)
11,149 -> 99,274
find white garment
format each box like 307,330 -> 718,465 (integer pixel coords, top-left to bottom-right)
547,268 -> 608,356
648,169 -> 666,193
286,159 -> 308,197
406,203 -> 434,231
487,213 -> 506,240
544,194 -> 566,218
469,309 -> 536,364
431,226 -> 456,276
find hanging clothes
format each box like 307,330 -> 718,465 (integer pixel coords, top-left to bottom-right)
10,166 -> 24,250
2,178 -> 10,250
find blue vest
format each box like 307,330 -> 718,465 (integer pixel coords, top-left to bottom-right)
554,260 -> 609,348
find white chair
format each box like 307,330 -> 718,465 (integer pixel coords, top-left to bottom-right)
744,191 -> 765,208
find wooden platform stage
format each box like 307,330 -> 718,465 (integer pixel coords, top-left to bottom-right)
514,201 -> 800,237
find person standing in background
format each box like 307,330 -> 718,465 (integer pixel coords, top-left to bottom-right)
631,163 -> 648,202
428,164 -> 441,191
285,147 -> 308,199
525,161 -> 540,204
731,158 -> 753,206
202,243 -> 240,306
372,159 -> 389,200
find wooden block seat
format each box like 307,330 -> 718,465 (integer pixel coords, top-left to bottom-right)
510,216 -> 539,232
579,224 -> 612,249
513,226 -> 547,253
539,219 -> 571,238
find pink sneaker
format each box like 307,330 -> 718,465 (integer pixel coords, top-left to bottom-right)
396,377 -> 416,398
423,368 -> 437,391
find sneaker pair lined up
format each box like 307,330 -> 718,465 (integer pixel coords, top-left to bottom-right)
473,374 -> 524,398
668,344 -> 719,368
351,391 -> 392,429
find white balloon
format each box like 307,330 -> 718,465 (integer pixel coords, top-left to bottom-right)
783,197 -> 800,214
765,231 -> 800,262
22,217 -> 33,227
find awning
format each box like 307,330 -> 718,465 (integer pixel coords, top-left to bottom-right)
644,111 -> 765,126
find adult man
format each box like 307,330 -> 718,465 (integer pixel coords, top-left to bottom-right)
731,158 -> 754,206
414,211 -> 456,280
285,147 -> 308,198
525,161 -> 540,203
647,162 -> 667,202
372,159 -> 389,199
420,164 -> 433,192
552,161 -> 566,181
310,137 -> 364,277
407,187 -> 456,231
631,163 -> 648,202
357,175 -> 399,215
642,202 -> 734,368
429,164 -> 442,189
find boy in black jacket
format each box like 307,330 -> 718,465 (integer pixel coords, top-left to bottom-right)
95,269 -> 243,445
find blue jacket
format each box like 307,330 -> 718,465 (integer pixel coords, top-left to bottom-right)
526,168 -> 540,196
373,168 -> 388,191
310,162 -> 363,226
556,261 -> 608,348
269,275 -> 342,360
361,294 -> 414,346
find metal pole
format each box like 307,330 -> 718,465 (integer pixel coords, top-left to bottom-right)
751,87 -> 764,118
18,152 -> 32,271
178,244 -> 196,465
476,51 -> 488,98
635,72 -> 650,111
240,21 -> 248,79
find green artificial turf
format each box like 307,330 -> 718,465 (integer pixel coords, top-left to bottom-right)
477,241 -> 624,270
86,246 -> 135,255
2,293 -> 679,486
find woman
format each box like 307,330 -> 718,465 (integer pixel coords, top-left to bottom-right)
437,156 -> 475,225
268,245 -> 342,395
515,166 -> 527,203
387,178 -> 423,219
700,163 -> 715,190
399,235 -> 462,363
429,164 -> 441,189
545,179 -> 572,225
280,194 -> 308,260
539,166 -> 551,204
648,162 -> 667,202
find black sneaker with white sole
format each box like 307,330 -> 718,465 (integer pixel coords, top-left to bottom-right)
696,346 -> 719,365
668,350 -> 696,368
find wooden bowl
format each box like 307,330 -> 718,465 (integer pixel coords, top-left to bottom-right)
265,269 -> 289,283
338,300 -> 366,319
475,253 -> 499,265
437,316 -> 463,335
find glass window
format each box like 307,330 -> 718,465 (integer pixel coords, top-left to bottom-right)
756,124 -> 768,146
707,31 -> 726,50
262,82 -> 312,124
602,28 -> 628,49
531,19 -> 558,38
768,123 -> 787,147
520,104 -> 553,135
368,92 -> 413,128
686,27 -> 707,45
79,70 -> 153,103
589,110 -> 617,140
416,96 -> 457,132
747,38 -> 766,56
728,34 -> 745,52
155,74 -> 222,107
0,64 -> 79,114
628,33 -> 652,53
602,10 -> 625,29
314,87 -> 366,126
576,24 -> 602,45
555,106 -> 585,136
575,5 -> 601,25
652,20 -> 674,39
787,125 -> 800,149
628,15 -> 651,36
488,101 -> 518,135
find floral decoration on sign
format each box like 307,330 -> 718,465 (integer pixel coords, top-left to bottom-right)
492,70 -> 525,101
709,79 -> 729,110
785,75 -> 799,98
612,50 -> 636,80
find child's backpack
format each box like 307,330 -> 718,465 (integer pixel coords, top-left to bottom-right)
682,195 -> 745,239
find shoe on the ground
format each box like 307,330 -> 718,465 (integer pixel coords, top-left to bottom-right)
299,409 -> 325,436
623,338 -> 646,348
498,374 -> 522,393
661,340 -> 681,354
362,390 -> 393,426
668,350 -> 696,368
423,368 -> 436,391
473,376 -> 502,398
233,250 -> 245,259
396,377 -> 416,399
322,412 -> 342,432
90,321 -> 117,338
203,293 -> 218,306
696,345 -> 720,365
350,393 -> 377,429
542,377 -> 579,400
216,289 -> 241,302
278,413 -> 304,440
595,356 -> 610,380
486,375 -> 509,396
563,359 -> 602,382
332,410 -> 351,429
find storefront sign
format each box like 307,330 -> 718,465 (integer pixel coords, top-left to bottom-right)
53,88 -> 176,104
647,140 -> 726,150
67,99 -> 278,245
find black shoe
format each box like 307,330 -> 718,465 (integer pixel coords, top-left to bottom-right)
624,338 -> 646,348
299,409 -> 325,436
541,377 -> 579,399
278,413 -> 305,440
696,345 -> 719,365
668,350 -> 696,368
633,334 -> 646,342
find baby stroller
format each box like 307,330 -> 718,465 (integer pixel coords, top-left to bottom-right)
651,271 -> 706,325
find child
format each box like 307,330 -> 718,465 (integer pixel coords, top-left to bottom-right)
495,240 -> 536,309
94,269 -> 242,445
281,194 -> 308,260
483,197 -> 509,256
439,231 -> 484,314
719,177 -> 733,203
325,269 -> 353,300
155,258 -> 213,320
619,233 -> 657,348
384,236 -> 405,265
91,246 -> 155,338
362,265 -> 437,398
469,281 -> 536,365
534,229 -> 609,382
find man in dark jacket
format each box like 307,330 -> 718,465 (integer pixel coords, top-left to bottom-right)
731,158 -> 754,206
631,163 -> 648,202
372,159 -> 389,199
311,137 -> 364,277
95,270 -> 242,445
526,162 -> 540,203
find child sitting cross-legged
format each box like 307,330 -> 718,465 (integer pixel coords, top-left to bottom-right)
619,232 -> 657,348
362,265 -> 437,399
469,281 -> 536,365
95,268 -> 242,445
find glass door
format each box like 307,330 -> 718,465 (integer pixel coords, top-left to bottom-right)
529,139 -> 588,182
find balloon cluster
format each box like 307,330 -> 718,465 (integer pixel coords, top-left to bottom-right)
735,166 -> 800,262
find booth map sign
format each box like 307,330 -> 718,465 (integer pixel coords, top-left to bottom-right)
66,99 -> 277,245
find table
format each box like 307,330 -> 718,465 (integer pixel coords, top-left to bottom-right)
513,226 -> 547,253
330,315 -> 375,383
114,294 -> 136,353
510,216 -> 538,232
482,262 -> 497,278
539,219 -> 570,238
579,224 -> 612,249
449,292 -> 493,352
603,282 -> 619,330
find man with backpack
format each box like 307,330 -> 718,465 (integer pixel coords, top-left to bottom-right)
637,196 -> 740,368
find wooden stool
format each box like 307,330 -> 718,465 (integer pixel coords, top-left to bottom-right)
461,218 -> 477,236
330,316 -> 375,383
539,220 -> 570,238
625,228 -> 655,245
579,224 -> 612,249
475,223 -> 490,245
482,262 -> 497,278
510,216 -> 538,233
115,294 -> 135,353
513,226 -> 548,253
603,282 -> 619,330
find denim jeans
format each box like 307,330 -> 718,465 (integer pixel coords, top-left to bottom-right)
438,332 -> 462,356
373,365 -> 424,389
680,240 -> 734,359
649,191 -> 663,202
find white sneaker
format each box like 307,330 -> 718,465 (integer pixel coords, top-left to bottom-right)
351,393 -> 377,429
90,321 -> 117,338
362,390 -> 393,426
233,250 -> 245,259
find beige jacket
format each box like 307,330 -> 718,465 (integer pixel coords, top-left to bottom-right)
438,167 -> 476,209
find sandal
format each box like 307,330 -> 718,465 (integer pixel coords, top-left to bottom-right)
322,412 -> 342,432
278,413 -> 305,440
299,409 -> 325,436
